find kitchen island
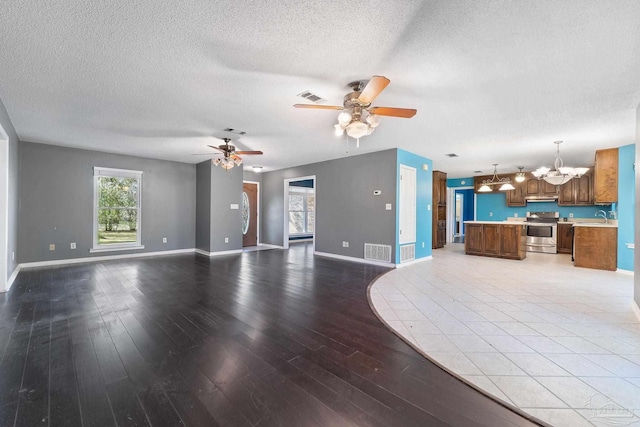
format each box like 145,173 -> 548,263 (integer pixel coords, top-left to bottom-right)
464,221 -> 527,260
573,222 -> 618,271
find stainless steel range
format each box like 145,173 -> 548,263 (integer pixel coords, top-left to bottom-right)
525,211 -> 559,254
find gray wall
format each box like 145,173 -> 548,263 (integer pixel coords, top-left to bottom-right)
636,103 -> 639,306
0,97 -> 19,281
261,149 -> 398,262
195,161 -> 244,253
195,162 -> 211,252
18,142 -> 196,262
210,164 -> 243,252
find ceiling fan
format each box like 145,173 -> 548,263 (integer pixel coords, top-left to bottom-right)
294,76 -> 417,144
205,137 -> 263,170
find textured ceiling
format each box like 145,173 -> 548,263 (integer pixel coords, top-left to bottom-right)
1,0 -> 639,177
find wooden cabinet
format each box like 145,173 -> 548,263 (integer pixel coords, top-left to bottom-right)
557,223 -> 574,254
464,223 -> 526,260
526,178 -> 559,198
594,148 -> 618,204
432,171 -> 447,249
558,173 -> 594,206
506,177 -> 526,207
574,226 -> 617,271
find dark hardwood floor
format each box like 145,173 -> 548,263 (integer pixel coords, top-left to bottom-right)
0,243 -> 540,426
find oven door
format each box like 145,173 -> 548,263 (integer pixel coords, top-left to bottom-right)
525,223 -> 557,253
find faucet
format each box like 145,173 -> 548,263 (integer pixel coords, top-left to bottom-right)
595,210 -> 608,224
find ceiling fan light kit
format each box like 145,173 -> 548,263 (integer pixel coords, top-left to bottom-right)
294,75 -> 417,145
207,137 -> 263,171
532,141 -> 588,185
478,164 -> 515,192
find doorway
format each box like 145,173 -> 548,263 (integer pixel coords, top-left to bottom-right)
242,181 -> 259,247
0,124 -> 8,292
452,188 -> 475,243
283,176 -> 316,250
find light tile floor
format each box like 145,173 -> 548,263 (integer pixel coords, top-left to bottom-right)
370,244 -> 640,427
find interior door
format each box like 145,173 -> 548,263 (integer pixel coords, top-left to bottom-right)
242,182 -> 258,247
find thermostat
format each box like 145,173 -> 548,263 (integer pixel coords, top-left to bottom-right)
373,190 -> 382,196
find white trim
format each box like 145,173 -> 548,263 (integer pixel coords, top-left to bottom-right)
283,175 -> 316,250
17,248 -> 195,269
93,167 -> 143,251
616,268 -> 634,275
258,243 -> 284,249
194,248 -> 243,257
93,166 -> 143,178
395,255 -> 433,268
5,264 -> 21,293
90,245 -> 145,253
632,301 -> 640,322
0,123 -> 7,292
314,251 -> 395,268
243,180 -> 260,245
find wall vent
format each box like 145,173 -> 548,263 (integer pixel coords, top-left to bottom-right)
445,153 -> 459,157
223,128 -> 246,135
364,243 -> 392,263
400,244 -> 415,263
297,90 -> 327,104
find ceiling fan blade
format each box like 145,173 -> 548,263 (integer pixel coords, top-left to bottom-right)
358,76 -> 390,104
207,145 -> 226,152
235,151 -> 263,155
293,104 -> 343,110
369,107 -> 417,118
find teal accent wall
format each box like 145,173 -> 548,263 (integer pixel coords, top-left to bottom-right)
396,149 -> 433,263
476,193 -> 608,221
617,144 -> 635,271
447,177 -> 474,188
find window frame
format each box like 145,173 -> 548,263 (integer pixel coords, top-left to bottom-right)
91,167 -> 144,253
288,186 -> 314,235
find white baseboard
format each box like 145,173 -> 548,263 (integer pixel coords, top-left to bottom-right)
195,248 -> 243,257
258,243 -> 284,249
5,265 -> 21,292
314,251 -> 395,268
396,256 -> 433,268
18,248 -> 196,269
616,268 -> 634,275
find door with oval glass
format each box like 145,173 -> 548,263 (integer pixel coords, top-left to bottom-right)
242,182 -> 258,247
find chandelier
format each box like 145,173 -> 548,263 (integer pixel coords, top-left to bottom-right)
478,164 -> 515,192
531,141 -> 589,185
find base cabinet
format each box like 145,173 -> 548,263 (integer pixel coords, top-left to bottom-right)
557,223 -> 574,254
574,227 -> 617,271
465,223 -> 526,260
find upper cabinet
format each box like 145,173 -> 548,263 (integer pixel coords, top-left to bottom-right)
594,148 -> 618,204
525,179 -> 558,197
558,172 -> 594,206
505,177 -> 526,207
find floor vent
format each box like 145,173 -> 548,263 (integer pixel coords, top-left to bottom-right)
400,244 -> 415,263
364,243 -> 392,263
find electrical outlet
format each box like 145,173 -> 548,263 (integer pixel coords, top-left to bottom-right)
342,241 -> 349,248
162,237 -> 167,243
224,237 -> 229,243
514,213 -> 518,218
489,212 -> 493,217
49,244 -> 55,251
422,242 -> 425,248
427,205 -> 431,211
12,252 -> 14,260
569,213 -> 573,218
70,242 -> 76,249
385,203 -> 392,210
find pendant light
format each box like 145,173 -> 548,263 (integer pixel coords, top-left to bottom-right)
515,166 -> 526,183
478,164 -> 515,192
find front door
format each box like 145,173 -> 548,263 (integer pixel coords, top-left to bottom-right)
242,182 -> 258,247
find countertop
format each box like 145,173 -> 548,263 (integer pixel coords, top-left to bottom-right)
463,221 -> 526,225
464,219 -> 618,228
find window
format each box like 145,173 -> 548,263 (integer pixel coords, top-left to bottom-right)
288,186 -> 314,234
92,167 -> 143,252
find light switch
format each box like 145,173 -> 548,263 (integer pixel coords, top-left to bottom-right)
230,204 -> 239,210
